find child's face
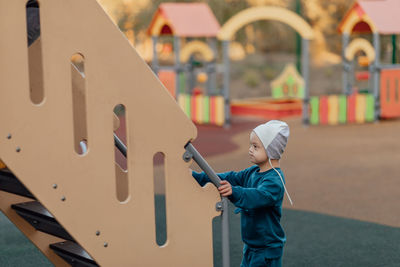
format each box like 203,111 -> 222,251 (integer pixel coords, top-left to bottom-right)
249,131 -> 268,165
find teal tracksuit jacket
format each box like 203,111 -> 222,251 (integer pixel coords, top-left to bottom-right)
192,165 -> 286,265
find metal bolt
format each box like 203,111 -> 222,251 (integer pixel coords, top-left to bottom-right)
16,147 -> 21,153
104,242 -> 108,247
7,134 -> 11,139
96,231 -> 100,236
52,184 -> 58,189
61,196 -> 66,201
183,151 -> 193,162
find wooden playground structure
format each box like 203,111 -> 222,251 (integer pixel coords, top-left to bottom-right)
0,0 -> 225,266
2,0 -> 400,265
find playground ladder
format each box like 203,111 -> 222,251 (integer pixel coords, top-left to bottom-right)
0,140 -> 231,266
0,0 -> 223,266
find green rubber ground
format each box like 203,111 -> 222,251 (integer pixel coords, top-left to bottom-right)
213,202 -> 400,267
1,198 -> 400,266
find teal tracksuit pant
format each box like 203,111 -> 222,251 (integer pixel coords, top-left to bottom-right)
240,245 -> 282,267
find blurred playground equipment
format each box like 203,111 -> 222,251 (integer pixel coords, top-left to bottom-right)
148,3 -> 225,126
303,0 -> 400,126
313,0 -> 400,125
309,36 -> 376,125
0,0 -> 235,266
218,7 -> 313,125
148,1 -> 400,127
309,93 -> 375,125
231,64 -> 303,119
149,4 -> 314,126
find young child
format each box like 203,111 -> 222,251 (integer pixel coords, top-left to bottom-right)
192,120 -> 291,267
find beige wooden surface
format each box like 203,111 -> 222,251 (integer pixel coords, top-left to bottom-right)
0,0 -> 220,266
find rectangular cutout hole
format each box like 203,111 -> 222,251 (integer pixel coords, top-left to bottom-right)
114,105 -> 129,202
71,53 -> 88,155
26,0 -> 44,104
154,152 -> 167,246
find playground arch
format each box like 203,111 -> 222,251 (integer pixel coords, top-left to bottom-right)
345,38 -> 375,62
217,6 -> 314,124
149,15 -> 173,36
339,12 -> 377,34
217,6 -> 314,41
180,40 -> 214,63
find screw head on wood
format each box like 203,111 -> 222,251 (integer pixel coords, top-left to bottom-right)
104,242 -> 108,248
96,231 -> 100,236
16,147 -> 21,152
7,134 -> 11,139
52,184 -> 58,189
61,196 -> 66,201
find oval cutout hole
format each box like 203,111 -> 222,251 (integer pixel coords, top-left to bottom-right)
26,0 -> 44,104
71,53 -> 88,155
114,104 -> 129,202
154,152 -> 167,246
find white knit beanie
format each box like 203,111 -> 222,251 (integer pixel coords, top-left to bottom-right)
253,120 -> 290,159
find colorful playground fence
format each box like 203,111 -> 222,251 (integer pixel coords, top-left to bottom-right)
310,94 -> 375,125
178,94 -> 225,126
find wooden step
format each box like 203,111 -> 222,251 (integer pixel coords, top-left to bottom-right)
0,170 -> 35,199
11,201 -> 74,241
50,241 -> 99,267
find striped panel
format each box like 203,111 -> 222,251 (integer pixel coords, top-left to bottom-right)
327,95 -> 339,125
203,96 -> 210,123
215,96 -> 225,126
309,97 -> 319,125
319,96 -> 329,125
355,94 -> 366,123
338,95 -> 347,124
184,94 -> 191,118
365,94 -> 375,122
178,94 -> 186,113
210,96 -> 216,124
179,72 -> 186,94
347,94 -> 356,123
195,95 -> 204,124
191,94 -> 197,121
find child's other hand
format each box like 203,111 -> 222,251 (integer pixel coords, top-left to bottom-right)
218,180 -> 232,197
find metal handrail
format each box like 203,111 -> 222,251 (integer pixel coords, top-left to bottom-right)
184,142 -> 230,267
114,133 -> 127,157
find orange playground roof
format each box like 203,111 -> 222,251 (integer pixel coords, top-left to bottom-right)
339,0 -> 400,34
147,3 -> 220,37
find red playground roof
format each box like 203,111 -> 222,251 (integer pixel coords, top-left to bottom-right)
339,0 -> 400,34
147,3 -> 220,37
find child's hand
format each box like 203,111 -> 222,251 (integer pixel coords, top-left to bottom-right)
218,180 -> 232,197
